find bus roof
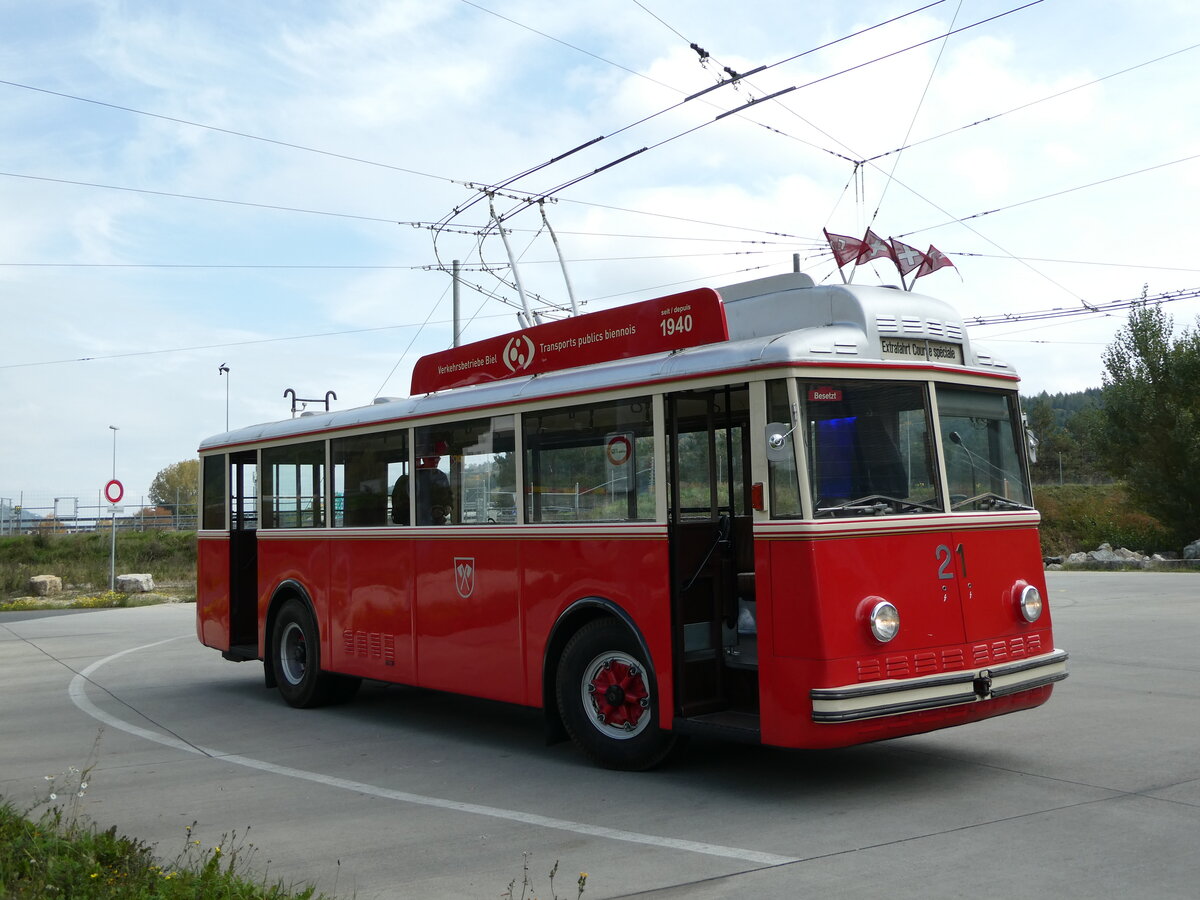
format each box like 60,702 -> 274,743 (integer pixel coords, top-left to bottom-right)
199,272 -> 1011,451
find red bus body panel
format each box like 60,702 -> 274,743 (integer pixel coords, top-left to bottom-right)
220,528 -> 677,716
196,534 -> 231,649
756,515 -> 1054,748
198,515 -> 1054,750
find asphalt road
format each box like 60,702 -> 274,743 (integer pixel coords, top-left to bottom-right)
1,572 -> 1197,899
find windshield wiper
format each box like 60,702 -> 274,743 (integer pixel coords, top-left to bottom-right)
951,491 -> 1033,512
818,494 -> 941,516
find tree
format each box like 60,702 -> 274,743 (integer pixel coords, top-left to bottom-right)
1100,304 -> 1200,544
149,460 -> 200,514
1024,393 -> 1109,485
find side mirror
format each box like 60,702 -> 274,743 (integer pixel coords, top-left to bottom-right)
765,422 -> 793,462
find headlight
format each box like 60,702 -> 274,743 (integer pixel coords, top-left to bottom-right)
1018,584 -> 1043,623
869,600 -> 901,642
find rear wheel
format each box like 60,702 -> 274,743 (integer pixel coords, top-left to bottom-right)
271,599 -> 360,708
556,619 -> 677,770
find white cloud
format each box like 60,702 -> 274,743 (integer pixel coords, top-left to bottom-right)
4,0 -> 1200,507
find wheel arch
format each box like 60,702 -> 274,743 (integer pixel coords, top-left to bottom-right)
541,596 -> 657,744
263,579 -> 316,689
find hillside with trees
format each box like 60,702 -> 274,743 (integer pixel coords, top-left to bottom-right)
1022,387 -> 1108,486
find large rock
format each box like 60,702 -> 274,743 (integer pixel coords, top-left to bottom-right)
1184,540 -> 1200,560
29,575 -> 62,596
116,573 -> 155,593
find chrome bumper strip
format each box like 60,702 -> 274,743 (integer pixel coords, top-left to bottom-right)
810,649 -> 1069,724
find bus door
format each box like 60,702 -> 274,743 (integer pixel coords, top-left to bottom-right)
666,385 -> 757,726
227,450 -> 258,655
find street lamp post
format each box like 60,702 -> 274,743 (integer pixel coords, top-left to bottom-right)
219,364 -> 230,431
109,425 -> 119,592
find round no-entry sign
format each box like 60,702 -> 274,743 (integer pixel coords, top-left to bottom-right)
104,479 -> 124,504
606,435 -> 631,466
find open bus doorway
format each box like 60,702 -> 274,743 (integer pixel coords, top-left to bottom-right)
227,450 -> 258,657
666,385 -> 759,737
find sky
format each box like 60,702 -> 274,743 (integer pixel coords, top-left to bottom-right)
3,0 -> 1200,514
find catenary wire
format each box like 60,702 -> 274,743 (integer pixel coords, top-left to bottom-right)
897,150 -> 1200,238
862,41 -> 1200,164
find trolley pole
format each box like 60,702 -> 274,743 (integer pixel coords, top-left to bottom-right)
109,425 -> 118,592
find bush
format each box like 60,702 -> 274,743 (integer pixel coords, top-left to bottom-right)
1035,483 -> 1176,556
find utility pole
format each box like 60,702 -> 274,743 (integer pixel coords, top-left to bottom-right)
452,260 -> 461,347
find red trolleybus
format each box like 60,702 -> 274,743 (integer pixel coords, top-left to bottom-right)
197,271 -> 1067,769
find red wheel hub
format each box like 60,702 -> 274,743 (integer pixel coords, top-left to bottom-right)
589,659 -> 649,730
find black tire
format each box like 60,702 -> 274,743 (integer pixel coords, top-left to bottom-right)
555,618 -> 678,770
271,599 -> 361,708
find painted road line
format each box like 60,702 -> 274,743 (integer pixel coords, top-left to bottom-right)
70,639 -> 800,867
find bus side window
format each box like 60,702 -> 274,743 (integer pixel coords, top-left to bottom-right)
766,380 -> 801,518
201,454 -> 226,529
523,397 -> 654,523
332,429 -> 408,527
261,441 -> 326,528
414,417 -> 515,525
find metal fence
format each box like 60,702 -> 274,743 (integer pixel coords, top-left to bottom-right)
0,494 -> 197,535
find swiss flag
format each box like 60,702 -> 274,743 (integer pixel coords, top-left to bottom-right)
889,238 -> 926,276
916,245 -> 954,279
824,229 -> 869,268
860,229 -> 893,265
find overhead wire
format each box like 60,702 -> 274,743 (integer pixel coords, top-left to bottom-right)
445,0 -> 1046,249
14,0 -> 1182,370
964,286 -> 1200,327
0,249 -> 783,271
441,0 -> 953,232
898,150 -> 1200,238
0,313 -> 508,371
862,41 -> 1200,164
431,0 -> 961,267
0,78 -> 462,186
0,170 -> 422,225
951,253 -> 1200,274
868,0 -> 964,227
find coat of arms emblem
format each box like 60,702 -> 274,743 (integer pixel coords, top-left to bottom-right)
454,557 -> 475,599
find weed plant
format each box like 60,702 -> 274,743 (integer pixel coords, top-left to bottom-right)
1,761 -> 329,899
503,853 -> 588,900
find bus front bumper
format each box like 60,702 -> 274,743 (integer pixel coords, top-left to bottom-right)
809,649 -> 1069,724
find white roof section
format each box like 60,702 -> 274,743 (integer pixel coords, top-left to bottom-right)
199,273 -> 1010,451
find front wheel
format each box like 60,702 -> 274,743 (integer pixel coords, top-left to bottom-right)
271,599 -> 360,708
556,619 -> 678,770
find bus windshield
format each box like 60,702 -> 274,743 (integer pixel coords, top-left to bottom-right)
803,380 -> 942,518
936,386 -> 1033,511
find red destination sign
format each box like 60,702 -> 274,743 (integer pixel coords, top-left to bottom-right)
410,287 -> 728,394
808,387 -> 843,402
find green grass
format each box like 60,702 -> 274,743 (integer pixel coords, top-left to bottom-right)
1034,483 -> 1176,557
0,801 -> 329,899
0,531 -> 196,599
